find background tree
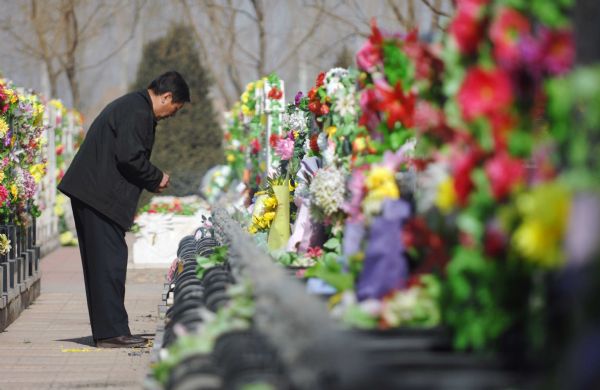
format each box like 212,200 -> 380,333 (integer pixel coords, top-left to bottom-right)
0,0 -> 144,109
131,24 -> 223,207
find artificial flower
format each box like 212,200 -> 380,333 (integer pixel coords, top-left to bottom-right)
541,29 -> 574,76
0,233 -> 11,255
449,0 -> 488,55
0,117 -> 8,138
0,185 -> 8,206
306,246 -> 323,259
458,66 -> 513,122
356,20 -> 383,72
489,7 -> 531,67
375,80 -> 416,129
435,177 -> 457,213
484,151 -> 525,200
275,138 -> 295,161
309,166 -> 346,217
512,183 -> 571,267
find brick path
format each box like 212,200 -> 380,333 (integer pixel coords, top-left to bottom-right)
0,246 -> 165,389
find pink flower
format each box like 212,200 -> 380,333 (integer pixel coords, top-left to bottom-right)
356,20 -> 383,72
484,151 -> 525,200
0,185 -> 8,206
343,167 -> 368,222
457,66 -> 513,122
275,138 -> 295,161
541,29 -> 574,76
306,246 -> 323,259
449,0 -> 489,55
490,7 -> 531,67
453,148 -> 480,205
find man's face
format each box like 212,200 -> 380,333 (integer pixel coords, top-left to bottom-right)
155,92 -> 184,120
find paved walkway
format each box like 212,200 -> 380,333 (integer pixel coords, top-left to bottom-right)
0,246 -> 165,389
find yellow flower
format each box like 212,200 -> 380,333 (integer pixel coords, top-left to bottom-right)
54,204 -> 65,217
0,117 -> 8,138
245,82 -> 255,93
255,79 -> 265,90
263,196 -> 278,210
293,130 -> 299,139
0,233 -> 11,255
248,225 -> 258,234
365,167 -> 399,199
226,154 -> 235,163
241,91 -> 250,104
29,163 -> 46,183
0,170 -> 4,182
10,184 -> 18,199
326,126 -> 337,138
263,211 -> 276,222
512,183 -> 571,268
435,177 -> 457,213
241,105 -> 253,117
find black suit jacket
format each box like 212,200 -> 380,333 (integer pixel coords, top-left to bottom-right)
58,90 -> 163,230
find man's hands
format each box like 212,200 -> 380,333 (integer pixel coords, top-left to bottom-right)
157,172 -> 170,193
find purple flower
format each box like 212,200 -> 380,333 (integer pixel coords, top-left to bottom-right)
294,91 -> 304,106
341,221 -> 365,266
357,199 -> 410,300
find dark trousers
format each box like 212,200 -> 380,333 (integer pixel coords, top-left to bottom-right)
71,197 -> 131,340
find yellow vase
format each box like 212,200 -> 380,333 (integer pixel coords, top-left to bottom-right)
267,185 -> 290,250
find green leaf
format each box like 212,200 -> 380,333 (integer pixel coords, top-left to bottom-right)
323,237 -> 341,253
508,130 -> 533,158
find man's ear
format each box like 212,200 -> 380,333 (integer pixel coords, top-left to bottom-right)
161,92 -> 173,103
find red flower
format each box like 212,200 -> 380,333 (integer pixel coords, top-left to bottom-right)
490,7 -> 531,67
308,101 -> 321,114
375,81 -> 416,129
306,246 -> 323,259
268,86 -> 283,100
453,148 -> 480,205
319,104 -> 330,116
309,134 -> 320,153
250,139 -> 261,155
484,151 -> 525,200
356,19 -> 383,72
359,88 -> 380,132
315,72 -> 325,88
56,144 -> 64,156
490,112 -> 515,150
484,224 -> 507,258
457,66 -> 513,122
269,133 -> 280,147
541,29 -> 574,76
449,0 -> 488,55
224,132 -> 232,142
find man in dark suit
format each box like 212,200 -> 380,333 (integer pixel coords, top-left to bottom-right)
58,71 -> 189,348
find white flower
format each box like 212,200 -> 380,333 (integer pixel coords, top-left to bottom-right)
283,109 -> 308,133
416,160 -> 450,213
333,92 -> 357,118
309,166 -> 346,216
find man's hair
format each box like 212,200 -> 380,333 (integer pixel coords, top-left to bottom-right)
147,71 -> 191,103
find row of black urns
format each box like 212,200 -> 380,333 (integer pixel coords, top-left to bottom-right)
160,230 -> 289,390
0,217 -> 40,300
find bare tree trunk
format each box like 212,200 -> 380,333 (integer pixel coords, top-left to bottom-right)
62,0 -> 80,108
250,0 -> 267,77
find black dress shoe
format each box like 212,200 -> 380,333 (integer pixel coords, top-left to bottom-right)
96,335 -> 148,348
